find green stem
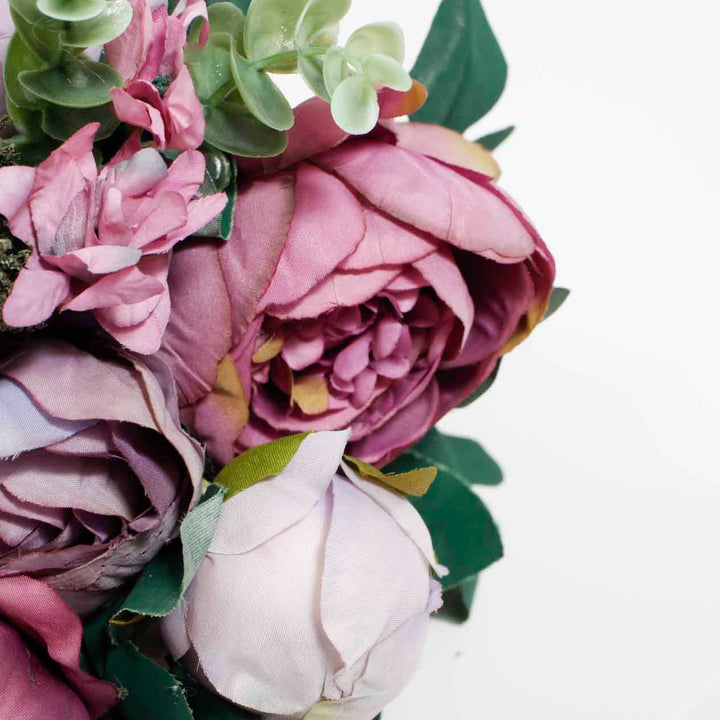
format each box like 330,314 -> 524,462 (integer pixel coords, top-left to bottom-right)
208,80 -> 236,107
251,45 -> 327,71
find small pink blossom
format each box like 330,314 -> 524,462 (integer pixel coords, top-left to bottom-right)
105,0 -> 208,151
0,123 -> 226,354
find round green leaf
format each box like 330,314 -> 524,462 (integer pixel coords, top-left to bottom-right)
9,0 -> 63,63
330,74 -> 378,135
208,2 -> 246,51
37,0 -> 107,21
229,47 -> 294,131
3,33 -> 45,110
19,56 -> 123,108
322,44 -> 348,96
185,39 -> 234,103
204,98 -> 288,157
361,53 -> 411,91
345,21 -> 405,64
5,97 -> 45,139
61,0 -> 133,47
243,0 -> 308,71
298,53 -> 329,101
295,0 -> 350,48
41,102 -> 120,141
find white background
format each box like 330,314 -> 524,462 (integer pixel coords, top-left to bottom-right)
286,0 -> 720,718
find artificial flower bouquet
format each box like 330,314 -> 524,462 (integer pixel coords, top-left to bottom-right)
0,0 -> 567,717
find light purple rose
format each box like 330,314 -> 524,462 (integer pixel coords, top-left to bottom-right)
161,430 -> 445,720
0,338 -> 203,613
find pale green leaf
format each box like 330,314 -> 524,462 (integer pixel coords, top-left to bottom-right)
9,0 -> 63,63
322,44 -> 348,96
361,54 -> 411,91
208,1 -> 246,49
229,45 -> 294,131
243,0 -> 308,71
345,21 -> 405,63
331,74 -> 378,135
37,0 -> 106,22
295,0 -> 350,48
298,53 -> 330,101
62,0 -> 133,47
185,39 -> 233,103
19,55 -> 122,108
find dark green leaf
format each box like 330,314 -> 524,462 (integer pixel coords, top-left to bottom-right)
195,156 -> 237,241
458,357 -> 501,408
543,287 -> 570,321
4,33 -> 45,109
204,98 -> 288,157
19,55 -> 123,108
411,0 -> 507,132
41,101 -> 120,141
107,641 -> 193,720
5,97 -> 45,139
208,0 -> 250,14
477,125 -> 514,151
403,427 -> 502,487
437,574 -> 478,623
387,453 -> 503,588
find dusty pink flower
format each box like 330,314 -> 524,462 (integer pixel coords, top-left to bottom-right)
0,123 -> 226,354
0,575 -> 118,719
0,338 -> 204,613
105,0 -> 207,151
160,95 -> 554,467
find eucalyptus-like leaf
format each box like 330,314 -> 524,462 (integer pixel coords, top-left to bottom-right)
19,55 -> 123,108
5,97 -> 45,139
61,0 -> 133,47
243,0 -> 308,72
37,0 -> 107,22
322,44 -> 347,96
295,0 -> 350,48
229,47 -> 294,131
207,2 -> 246,49
298,53 -> 329,101
204,97 -> 288,157
9,0 -> 63,63
361,53 -> 412,91
185,39 -> 233,103
3,33 -> 45,110
345,21 -> 405,64
41,102 -> 120,141
331,74 -> 378,135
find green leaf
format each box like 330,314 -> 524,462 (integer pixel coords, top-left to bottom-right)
62,0 -> 133,47
204,97 -> 288,157
331,74 -> 378,135
243,0 -> 308,72
543,287 -> 570,321
437,574 -> 479,623
10,0 -> 64,62
322,44 -> 347,96
110,484 -> 226,626
186,40 -> 233,103
298,52 -> 329,101
208,0 -> 250,14
41,101 -> 120,141
107,642 -> 194,720
4,33 -> 45,110
195,150 -> 237,240
477,125 -> 515,151
294,0 -> 350,48
402,427 -> 502,487
37,0 -> 107,22
229,46 -> 294,131
411,0 -> 507,132
19,55 -> 123,108
458,357 -> 501,408
214,432 -> 311,499
361,54 -> 411,92
207,2 -> 246,49
345,21 -> 405,64
387,452 -> 503,588
343,455 -> 436,496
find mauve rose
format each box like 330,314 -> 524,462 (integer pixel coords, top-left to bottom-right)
160,96 -> 554,467
161,430 -> 445,720
0,575 -> 118,719
0,338 -> 203,613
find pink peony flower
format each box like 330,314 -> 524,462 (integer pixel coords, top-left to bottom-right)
105,0 -> 207,151
0,123 -> 226,354
0,338 -> 204,613
160,95 -> 554,467
0,575 -> 118,719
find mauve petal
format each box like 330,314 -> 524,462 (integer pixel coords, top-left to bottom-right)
111,87 -> 166,148
313,141 -> 536,262
352,368 -> 377,408
0,165 -> 35,240
46,246 -> 142,281
105,0 -> 153,82
164,66 -> 205,151
107,145 -> 168,197
333,332 -> 371,382
128,191 -> 187,248
0,486 -> 67,530
340,207 -> 439,271
154,148 -> 204,201
0,575 -> 119,718
162,192 -> 227,247
260,163 -> 365,310
281,333 -> 325,371
373,316 -> 403,360
373,356 -> 411,380
2,256 -> 71,327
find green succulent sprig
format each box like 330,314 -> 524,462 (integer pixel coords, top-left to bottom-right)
3,0 -> 130,147
187,0 -> 411,157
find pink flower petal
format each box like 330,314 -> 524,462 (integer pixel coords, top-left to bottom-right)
334,332 -> 371,382
164,66 -> 205,151
0,166 -> 35,242
46,246 -> 142,281
105,0 -> 153,83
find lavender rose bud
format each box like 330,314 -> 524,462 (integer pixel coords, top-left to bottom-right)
161,430 -> 445,720
0,338 -> 203,613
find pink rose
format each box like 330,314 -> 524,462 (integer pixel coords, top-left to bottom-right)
0,338 -> 204,613
0,123 -> 226,354
105,0 -> 207,151
161,97 -> 554,466
0,575 -> 118,719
